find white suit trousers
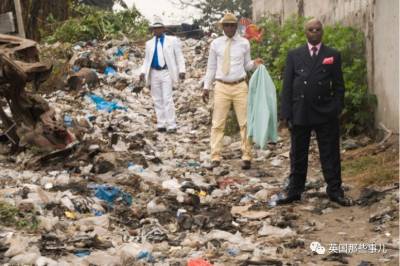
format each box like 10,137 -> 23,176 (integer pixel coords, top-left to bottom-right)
150,69 -> 176,129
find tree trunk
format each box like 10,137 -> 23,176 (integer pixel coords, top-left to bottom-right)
0,0 -> 69,41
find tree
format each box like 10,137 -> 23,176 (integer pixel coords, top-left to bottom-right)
170,0 -> 252,28
0,0 -> 69,40
0,0 -> 128,41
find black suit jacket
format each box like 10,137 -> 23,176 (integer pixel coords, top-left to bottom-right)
280,44 -> 345,125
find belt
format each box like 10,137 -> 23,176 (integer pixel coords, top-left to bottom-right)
151,65 -> 168,70
216,77 -> 246,85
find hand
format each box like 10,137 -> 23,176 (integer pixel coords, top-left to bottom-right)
202,90 -> 209,104
139,73 -> 145,81
179,73 -> 185,80
280,119 -> 292,131
287,120 -> 293,131
254,58 -> 264,66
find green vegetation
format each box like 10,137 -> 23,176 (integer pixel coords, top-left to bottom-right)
172,0 -> 252,28
251,16 -> 376,135
43,4 -> 149,44
342,145 -> 398,186
0,201 -> 39,231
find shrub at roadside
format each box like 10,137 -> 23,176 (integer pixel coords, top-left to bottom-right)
43,4 -> 149,44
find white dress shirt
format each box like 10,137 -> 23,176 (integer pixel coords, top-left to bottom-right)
307,42 -> 322,56
203,34 -> 255,90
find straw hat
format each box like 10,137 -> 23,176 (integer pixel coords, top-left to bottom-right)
219,13 -> 238,24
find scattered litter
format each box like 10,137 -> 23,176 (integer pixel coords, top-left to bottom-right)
74,250 -> 91,257
0,33 -> 396,266
187,258 -> 214,266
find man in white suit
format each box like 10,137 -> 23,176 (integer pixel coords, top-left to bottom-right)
140,19 -> 186,133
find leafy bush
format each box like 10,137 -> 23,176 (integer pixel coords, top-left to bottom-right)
0,201 -> 39,231
43,4 -> 149,43
251,16 -> 376,135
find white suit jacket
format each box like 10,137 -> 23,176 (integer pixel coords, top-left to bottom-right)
141,35 -> 186,86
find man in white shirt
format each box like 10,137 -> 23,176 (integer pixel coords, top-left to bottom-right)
140,19 -> 186,133
202,13 -> 263,169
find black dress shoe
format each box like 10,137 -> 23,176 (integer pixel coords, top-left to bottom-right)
329,195 -> 353,206
157,127 -> 166,132
167,128 -> 177,134
241,160 -> 251,170
276,194 -> 301,205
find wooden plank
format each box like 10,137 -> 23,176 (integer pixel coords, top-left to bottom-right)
0,12 -> 15,34
13,0 -> 25,38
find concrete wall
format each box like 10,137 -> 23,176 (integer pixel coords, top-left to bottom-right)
252,0 -> 399,133
372,0 -> 399,133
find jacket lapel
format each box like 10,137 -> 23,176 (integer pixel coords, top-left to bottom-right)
299,44 -> 313,69
161,36 -> 168,53
149,36 -> 156,59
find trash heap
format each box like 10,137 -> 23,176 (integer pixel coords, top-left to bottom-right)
0,37 -> 398,266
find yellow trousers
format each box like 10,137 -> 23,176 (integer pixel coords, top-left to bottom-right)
210,81 -> 252,161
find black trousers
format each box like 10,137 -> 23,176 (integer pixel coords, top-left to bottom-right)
288,119 -> 344,197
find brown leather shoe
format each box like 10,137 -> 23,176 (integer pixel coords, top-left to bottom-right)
206,160 -> 220,170
211,160 -> 221,168
241,160 -> 251,170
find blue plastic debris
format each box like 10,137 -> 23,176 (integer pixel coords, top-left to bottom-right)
104,66 -> 117,75
93,184 -> 132,206
64,115 -> 73,127
85,114 -> 96,121
115,47 -> 124,57
137,250 -> 154,262
72,65 -> 81,72
227,247 -> 240,256
186,160 -> 200,168
128,162 -> 144,173
87,93 -> 126,113
74,250 -> 90,257
93,209 -> 104,216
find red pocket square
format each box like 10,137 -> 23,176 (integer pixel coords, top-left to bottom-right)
323,57 -> 334,64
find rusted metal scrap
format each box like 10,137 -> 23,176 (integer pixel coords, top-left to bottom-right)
0,33 -> 74,151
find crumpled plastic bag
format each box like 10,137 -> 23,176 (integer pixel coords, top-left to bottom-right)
86,93 -> 127,112
247,65 -> 278,149
91,184 -> 132,206
187,258 -> 213,266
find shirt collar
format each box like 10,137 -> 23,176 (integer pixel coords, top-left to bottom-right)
223,32 -> 239,41
307,42 -> 322,52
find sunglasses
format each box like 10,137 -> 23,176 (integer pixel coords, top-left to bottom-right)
222,24 -> 237,28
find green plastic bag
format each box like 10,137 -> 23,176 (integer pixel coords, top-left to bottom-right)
247,65 -> 278,149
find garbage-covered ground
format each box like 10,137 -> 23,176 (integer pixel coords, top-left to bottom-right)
0,37 -> 398,266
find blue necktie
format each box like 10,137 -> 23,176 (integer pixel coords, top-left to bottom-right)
157,37 -> 165,68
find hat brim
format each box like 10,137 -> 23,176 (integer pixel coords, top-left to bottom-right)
150,24 -> 165,28
218,20 -> 238,26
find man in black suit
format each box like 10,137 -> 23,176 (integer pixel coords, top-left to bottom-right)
278,18 -> 352,206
